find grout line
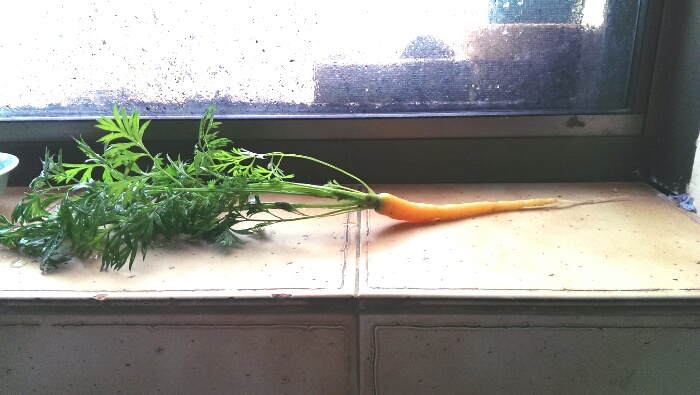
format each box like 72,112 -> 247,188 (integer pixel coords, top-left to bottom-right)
354,209 -> 363,393
339,211 -> 351,291
354,210 -> 362,298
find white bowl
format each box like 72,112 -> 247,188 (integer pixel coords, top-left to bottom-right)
0,152 -> 19,193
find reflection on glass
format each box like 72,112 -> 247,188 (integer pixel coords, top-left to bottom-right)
0,0 -> 640,118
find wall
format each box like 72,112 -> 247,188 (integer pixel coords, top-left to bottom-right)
645,1 -> 700,193
689,137 -> 700,210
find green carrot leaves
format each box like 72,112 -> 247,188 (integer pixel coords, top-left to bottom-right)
0,105 -> 377,271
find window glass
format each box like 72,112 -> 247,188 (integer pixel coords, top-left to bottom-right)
1,0 -> 641,118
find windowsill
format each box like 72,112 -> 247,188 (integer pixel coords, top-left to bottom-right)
1,182 -> 698,301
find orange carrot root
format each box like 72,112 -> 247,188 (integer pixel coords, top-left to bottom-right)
374,193 -> 559,222
374,193 -> 629,222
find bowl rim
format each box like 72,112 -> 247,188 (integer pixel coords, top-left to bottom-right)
0,153 -> 19,177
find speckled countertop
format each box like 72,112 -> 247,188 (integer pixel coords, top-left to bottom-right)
1,183 -> 698,300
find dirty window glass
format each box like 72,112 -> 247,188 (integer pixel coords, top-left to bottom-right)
1,0 -> 642,118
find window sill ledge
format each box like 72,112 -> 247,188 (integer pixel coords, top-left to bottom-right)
1,182 -> 698,301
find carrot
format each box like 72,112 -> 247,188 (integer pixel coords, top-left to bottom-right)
0,105 -> 629,271
374,193 -> 559,222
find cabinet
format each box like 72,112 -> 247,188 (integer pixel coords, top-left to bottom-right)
2,183 -> 699,394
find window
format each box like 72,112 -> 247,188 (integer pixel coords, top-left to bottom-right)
1,1 -> 695,190
2,1 -> 646,118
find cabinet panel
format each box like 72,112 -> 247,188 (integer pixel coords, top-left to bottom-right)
366,324 -> 700,394
1,312 -> 357,394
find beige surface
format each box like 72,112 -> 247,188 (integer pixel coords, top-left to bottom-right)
0,187 -> 357,299
361,183 -> 700,298
1,183 -> 699,299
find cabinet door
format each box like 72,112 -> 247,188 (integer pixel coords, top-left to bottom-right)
362,314 -> 700,394
1,310 -> 357,394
